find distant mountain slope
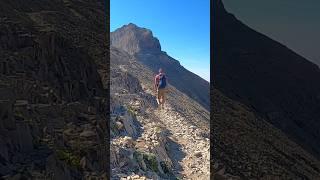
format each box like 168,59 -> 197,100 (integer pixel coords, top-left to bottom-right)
214,0 -> 320,158
111,23 -> 210,110
213,88 -> 320,179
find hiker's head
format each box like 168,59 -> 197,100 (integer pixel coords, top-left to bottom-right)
159,68 -> 163,73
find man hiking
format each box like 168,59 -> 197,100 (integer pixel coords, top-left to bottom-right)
154,68 -> 168,110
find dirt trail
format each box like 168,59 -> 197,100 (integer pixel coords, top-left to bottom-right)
153,104 -> 210,180
110,71 -> 209,179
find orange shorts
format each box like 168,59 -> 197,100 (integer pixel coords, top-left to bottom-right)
157,88 -> 166,99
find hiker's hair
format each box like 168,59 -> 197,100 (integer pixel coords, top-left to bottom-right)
159,68 -> 163,73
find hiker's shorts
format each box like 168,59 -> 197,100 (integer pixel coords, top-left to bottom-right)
157,88 -> 166,99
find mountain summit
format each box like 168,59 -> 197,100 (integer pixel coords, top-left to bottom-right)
111,23 -> 161,55
111,23 -> 210,110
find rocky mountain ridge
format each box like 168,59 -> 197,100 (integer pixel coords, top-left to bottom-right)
110,44 -> 210,179
111,24 -> 210,111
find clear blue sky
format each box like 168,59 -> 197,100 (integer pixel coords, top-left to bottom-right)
110,0 -> 210,82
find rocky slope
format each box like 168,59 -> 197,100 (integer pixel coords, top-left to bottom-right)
214,0 -> 320,159
110,45 -> 210,179
0,0 -> 108,179
111,23 -> 210,111
213,88 -> 320,179
212,0 -> 320,179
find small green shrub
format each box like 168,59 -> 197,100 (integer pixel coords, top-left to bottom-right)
126,105 -> 138,116
143,152 -> 158,172
154,126 -> 162,133
110,120 -> 119,135
133,151 -> 143,161
56,149 -> 81,169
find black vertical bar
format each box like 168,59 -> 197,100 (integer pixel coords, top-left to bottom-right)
210,0 -> 215,179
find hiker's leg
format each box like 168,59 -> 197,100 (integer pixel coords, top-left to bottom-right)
157,89 -> 163,109
159,89 -> 164,109
156,89 -> 160,105
159,90 -> 162,103
162,90 -> 166,103
162,89 -> 166,109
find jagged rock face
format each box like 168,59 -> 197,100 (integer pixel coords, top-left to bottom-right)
111,23 -> 161,55
0,0 -> 108,179
111,23 -> 210,110
0,13 -> 104,103
214,0 -> 320,158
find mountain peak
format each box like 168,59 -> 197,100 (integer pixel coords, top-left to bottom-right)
126,23 -> 138,28
111,23 -> 161,55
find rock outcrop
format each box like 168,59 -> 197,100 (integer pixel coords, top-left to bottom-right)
110,23 -> 161,55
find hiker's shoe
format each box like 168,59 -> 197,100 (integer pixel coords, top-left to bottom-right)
156,99 -> 160,105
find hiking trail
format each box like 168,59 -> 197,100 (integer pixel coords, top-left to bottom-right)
153,103 -> 210,179
110,62 -> 210,179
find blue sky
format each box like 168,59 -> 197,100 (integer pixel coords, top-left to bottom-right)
110,0 -> 210,82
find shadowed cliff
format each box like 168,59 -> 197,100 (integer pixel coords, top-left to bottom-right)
212,0 -> 320,179
214,0 -> 320,159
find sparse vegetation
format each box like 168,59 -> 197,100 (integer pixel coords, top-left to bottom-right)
14,110 -> 24,119
143,152 -> 158,172
134,151 -> 159,172
133,151 -> 144,166
110,120 -> 119,134
56,149 -> 81,169
154,126 -> 162,133
127,105 -> 137,116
